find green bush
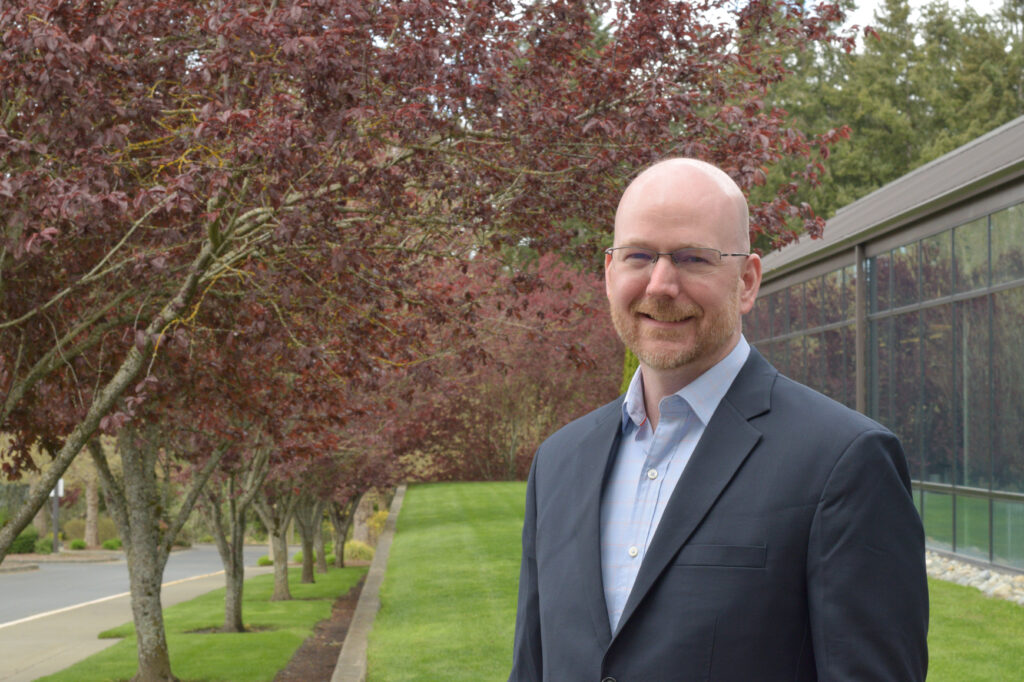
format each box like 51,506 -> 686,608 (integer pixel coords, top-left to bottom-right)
70,539 -> 87,550
344,539 -> 374,562
102,537 -> 122,550
11,525 -> 39,554
257,555 -> 272,567
64,518 -> 85,541
34,535 -> 54,554
367,509 -> 389,543
291,550 -> 313,564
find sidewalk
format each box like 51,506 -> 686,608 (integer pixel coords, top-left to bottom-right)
0,565 -> 271,681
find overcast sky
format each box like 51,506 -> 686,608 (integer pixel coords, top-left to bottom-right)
842,0 -> 1003,29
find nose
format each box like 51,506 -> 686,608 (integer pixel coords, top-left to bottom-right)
644,256 -> 681,298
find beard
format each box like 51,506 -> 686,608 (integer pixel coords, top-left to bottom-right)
610,295 -> 740,371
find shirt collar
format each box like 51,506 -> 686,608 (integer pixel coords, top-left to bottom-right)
621,335 -> 751,432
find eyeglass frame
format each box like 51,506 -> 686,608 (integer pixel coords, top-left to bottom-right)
604,246 -> 750,272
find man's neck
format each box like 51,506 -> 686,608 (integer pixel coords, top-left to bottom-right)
640,338 -> 740,431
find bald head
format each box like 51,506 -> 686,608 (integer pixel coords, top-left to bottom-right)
614,158 -> 750,253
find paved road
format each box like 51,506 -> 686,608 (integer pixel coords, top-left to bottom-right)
0,544 -> 268,625
0,544 -> 275,681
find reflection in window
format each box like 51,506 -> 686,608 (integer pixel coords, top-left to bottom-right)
954,217 -> 988,293
894,312 -> 921,480
921,231 -> 952,301
955,496 -> 990,562
892,243 -> 920,308
955,297 -> 990,489
923,491 -> 953,551
870,252 -> 891,313
993,500 -> 1024,570
991,287 -> 1024,493
991,203 -> 1024,285
922,304 -> 953,485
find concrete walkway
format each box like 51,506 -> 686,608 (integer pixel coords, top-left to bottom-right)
332,484 -> 407,682
0,566 -> 270,681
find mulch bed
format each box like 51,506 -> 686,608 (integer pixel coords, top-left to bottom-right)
274,573 -> 366,681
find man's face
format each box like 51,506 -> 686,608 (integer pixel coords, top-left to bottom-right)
605,164 -> 760,384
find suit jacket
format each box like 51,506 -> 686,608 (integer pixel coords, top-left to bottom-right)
510,348 -> 928,681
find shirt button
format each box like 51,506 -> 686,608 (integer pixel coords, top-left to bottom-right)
628,546 -> 639,558
646,468 -> 658,480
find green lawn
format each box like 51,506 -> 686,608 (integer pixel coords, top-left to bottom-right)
367,482 -> 525,681
368,481 -> 1024,682
39,565 -> 366,682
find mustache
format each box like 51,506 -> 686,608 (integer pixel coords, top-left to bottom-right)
632,299 -> 701,321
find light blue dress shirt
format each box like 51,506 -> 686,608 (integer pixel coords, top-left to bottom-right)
599,336 -> 750,632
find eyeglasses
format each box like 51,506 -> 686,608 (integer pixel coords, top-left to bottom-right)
605,246 -> 749,276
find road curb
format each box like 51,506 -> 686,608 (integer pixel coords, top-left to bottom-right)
331,484 -> 407,682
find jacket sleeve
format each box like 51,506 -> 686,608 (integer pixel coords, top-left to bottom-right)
509,453 -> 543,681
807,429 -> 929,681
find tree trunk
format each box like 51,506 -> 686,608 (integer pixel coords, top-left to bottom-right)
254,491 -> 294,601
327,493 -> 363,568
352,492 -> 374,544
313,501 -> 328,574
292,496 -> 320,584
120,435 -> 178,682
85,467 -> 100,547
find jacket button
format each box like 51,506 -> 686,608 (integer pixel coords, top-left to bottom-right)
601,678 -> 616,682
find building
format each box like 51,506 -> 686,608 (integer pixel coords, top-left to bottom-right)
746,115 -> 1024,569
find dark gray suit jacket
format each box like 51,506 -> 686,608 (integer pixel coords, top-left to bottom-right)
510,349 -> 928,681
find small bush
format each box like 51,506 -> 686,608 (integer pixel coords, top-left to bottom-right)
102,537 -> 122,550
34,535 -> 54,554
70,539 -> 87,550
344,539 -> 374,562
292,550 -> 314,564
11,525 -> 39,554
257,555 -> 272,567
64,518 -> 85,541
367,509 -> 389,544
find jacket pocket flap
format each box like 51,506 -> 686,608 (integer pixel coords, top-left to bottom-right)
674,544 -> 766,568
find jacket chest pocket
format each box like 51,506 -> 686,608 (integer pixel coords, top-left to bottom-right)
673,543 -> 766,568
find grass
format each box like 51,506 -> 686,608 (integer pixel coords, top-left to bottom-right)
38,564 -> 366,682
367,481 -> 1024,682
367,482 -> 525,681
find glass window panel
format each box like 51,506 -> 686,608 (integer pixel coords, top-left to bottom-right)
787,335 -> 806,385
743,309 -> 759,342
991,287 -> 1024,493
805,276 -> 823,329
822,269 -> 843,324
955,495 -> 990,562
772,289 -> 788,337
993,500 -> 1024,570
991,203 -> 1024,285
787,283 -> 805,333
821,327 -> 848,406
923,491 -> 953,551
893,312 -> 921,481
843,264 -> 857,323
869,317 -> 892,440
955,296 -> 990,489
954,217 -> 988,293
842,324 -> 856,410
804,332 -> 824,394
892,243 -> 920,308
870,252 -> 891,313
922,304 -> 953,485
920,231 -> 952,301
755,292 -> 774,340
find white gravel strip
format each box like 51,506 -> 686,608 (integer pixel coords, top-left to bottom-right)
927,550 -> 1024,605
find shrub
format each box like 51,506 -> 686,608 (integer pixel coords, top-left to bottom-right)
344,539 -> 374,562
257,555 -> 272,567
292,550 -> 314,564
34,535 -> 54,554
11,526 -> 39,554
64,518 -> 85,541
70,539 -> 87,550
102,537 -> 122,550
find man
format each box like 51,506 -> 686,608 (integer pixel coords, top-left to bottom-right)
509,158 -> 928,681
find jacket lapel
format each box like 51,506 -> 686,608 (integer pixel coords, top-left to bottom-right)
613,349 -> 776,636
571,397 -> 624,648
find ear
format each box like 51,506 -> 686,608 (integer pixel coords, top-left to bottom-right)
737,253 -> 762,315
